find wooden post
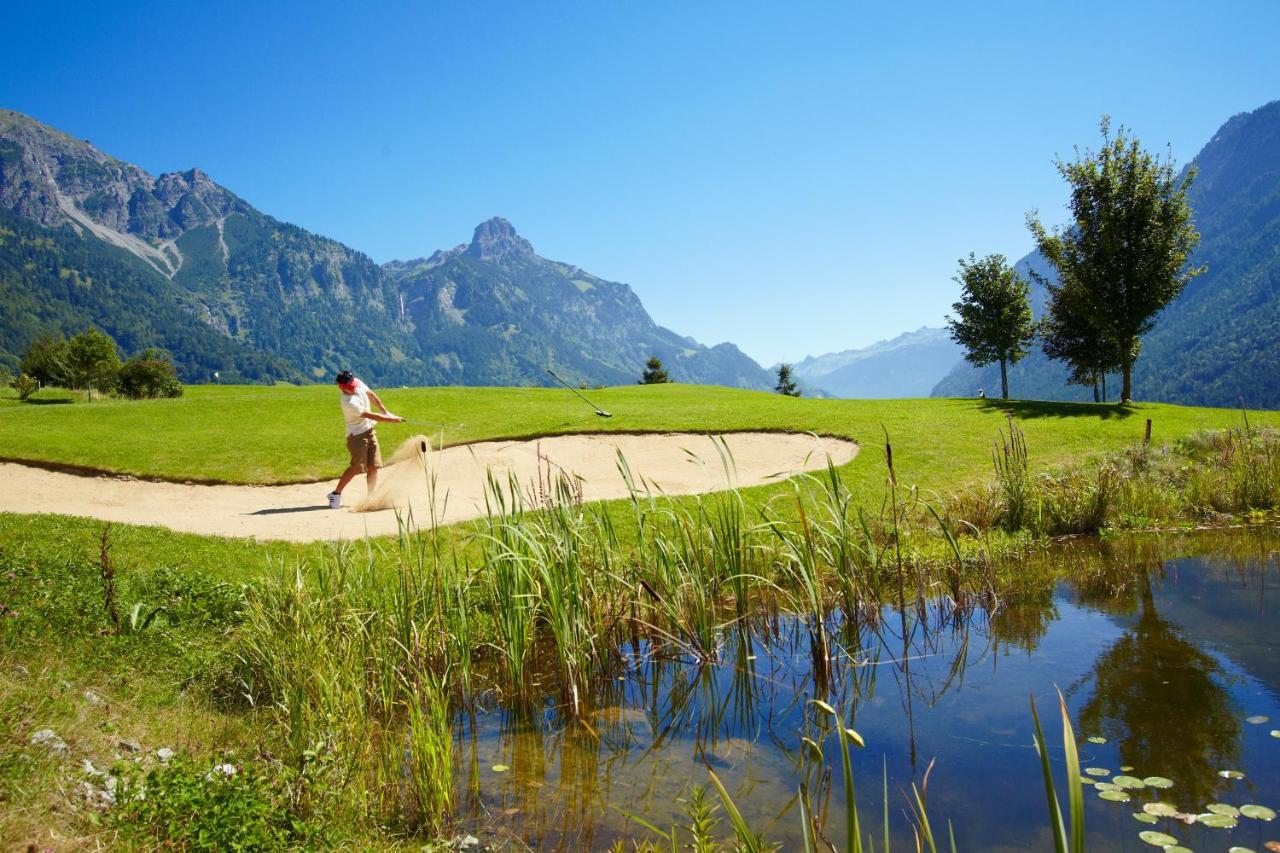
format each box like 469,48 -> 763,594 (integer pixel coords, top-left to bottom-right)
1143,418 -> 1152,444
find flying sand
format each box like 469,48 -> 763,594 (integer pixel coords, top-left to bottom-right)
1,432 -> 858,542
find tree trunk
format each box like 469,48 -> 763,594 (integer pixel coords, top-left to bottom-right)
999,357 -> 1009,400
1101,373 -> 1107,403
1121,347 -> 1133,403
1092,380 -> 1100,403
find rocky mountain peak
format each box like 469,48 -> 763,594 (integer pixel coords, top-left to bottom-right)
466,216 -> 534,261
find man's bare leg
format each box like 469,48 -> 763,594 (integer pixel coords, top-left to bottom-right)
366,466 -> 379,496
334,465 -> 360,496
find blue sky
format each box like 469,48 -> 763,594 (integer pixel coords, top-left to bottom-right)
4,1 -> 1278,366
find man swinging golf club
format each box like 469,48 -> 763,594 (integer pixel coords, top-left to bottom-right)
327,370 -> 404,509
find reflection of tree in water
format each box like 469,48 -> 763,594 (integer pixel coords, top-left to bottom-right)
1077,574 -> 1242,806
989,595 -> 1057,654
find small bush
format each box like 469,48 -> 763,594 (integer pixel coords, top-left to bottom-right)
118,348 -> 183,399
10,373 -> 39,401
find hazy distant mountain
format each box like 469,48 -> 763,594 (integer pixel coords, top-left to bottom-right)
0,109 -> 772,389
793,327 -> 962,398
933,100 -> 1280,408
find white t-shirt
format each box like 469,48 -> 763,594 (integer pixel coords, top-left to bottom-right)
340,379 -> 375,436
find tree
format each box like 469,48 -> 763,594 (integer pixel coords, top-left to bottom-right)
775,363 -> 800,397
20,332 -> 72,387
1028,118 -> 1204,402
65,327 -> 121,400
1038,280 -> 1123,402
945,253 -> 1035,399
10,374 -> 39,401
640,355 -> 670,384
118,348 -> 184,399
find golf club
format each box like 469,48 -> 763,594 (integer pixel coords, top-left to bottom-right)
546,369 -> 613,417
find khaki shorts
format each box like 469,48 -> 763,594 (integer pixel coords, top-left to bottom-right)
345,429 -> 382,473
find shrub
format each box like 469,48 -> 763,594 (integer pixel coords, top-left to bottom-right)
10,373 -> 39,401
118,348 -> 183,399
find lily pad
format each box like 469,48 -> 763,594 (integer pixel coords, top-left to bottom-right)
1240,804 -> 1277,821
1270,729 -> 1280,738
1219,769 -> 1246,780
1086,767 -> 1111,777
1100,790 -> 1132,802
1114,775 -> 1146,789
1121,765 -> 1135,772
1096,782 -> 1122,792
1080,777 -> 1096,786
1246,715 -> 1270,724
1163,847 -> 1193,853
1138,831 -> 1179,847
1133,812 -> 1158,824
1207,803 -> 1241,817
491,764 -> 509,773
1144,776 -> 1175,788
1197,812 -> 1239,829
1228,847 -> 1258,853
1144,802 -> 1180,817
1087,735 -> 1107,744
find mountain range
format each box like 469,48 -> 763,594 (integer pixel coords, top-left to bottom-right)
791,327 -> 961,398
0,109 -> 772,389
932,99 -> 1280,408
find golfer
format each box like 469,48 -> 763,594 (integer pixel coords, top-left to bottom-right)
327,370 -> 403,509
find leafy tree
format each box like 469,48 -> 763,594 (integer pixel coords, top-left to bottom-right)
946,253 -> 1034,399
775,363 -> 800,397
66,327 -> 121,400
118,348 -> 184,399
1028,118 -> 1204,402
640,356 -> 670,384
20,332 -> 72,387
1039,281 -> 1123,402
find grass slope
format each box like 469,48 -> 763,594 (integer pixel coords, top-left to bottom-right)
0,383 -> 1274,498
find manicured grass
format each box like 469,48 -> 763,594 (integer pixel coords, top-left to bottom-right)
0,385 -> 1274,502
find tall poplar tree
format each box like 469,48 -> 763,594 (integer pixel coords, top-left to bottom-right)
946,253 -> 1035,400
1028,118 -> 1204,402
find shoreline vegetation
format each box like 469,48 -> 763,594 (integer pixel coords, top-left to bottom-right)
2,396 -> 1279,847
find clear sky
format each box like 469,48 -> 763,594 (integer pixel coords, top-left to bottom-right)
4,1 -> 1278,366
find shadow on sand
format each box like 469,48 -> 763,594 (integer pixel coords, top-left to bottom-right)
248,505 -> 330,516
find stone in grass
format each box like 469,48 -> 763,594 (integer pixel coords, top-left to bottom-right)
155,747 -> 175,763
118,738 -> 141,753
30,728 -> 67,753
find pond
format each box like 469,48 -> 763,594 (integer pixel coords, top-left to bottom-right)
454,530 -> 1280,850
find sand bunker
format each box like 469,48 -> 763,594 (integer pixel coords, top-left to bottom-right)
0,432 -> 857,542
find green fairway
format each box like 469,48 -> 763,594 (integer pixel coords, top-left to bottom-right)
0,384 -> 1274,501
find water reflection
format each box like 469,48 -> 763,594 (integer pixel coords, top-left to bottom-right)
457,530 -> 1280,850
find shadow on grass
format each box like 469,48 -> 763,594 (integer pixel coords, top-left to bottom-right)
980,398 -> 1138,420
23,397 -> 75,406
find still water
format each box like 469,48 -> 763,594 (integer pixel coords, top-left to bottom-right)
456,531 -> 1280,850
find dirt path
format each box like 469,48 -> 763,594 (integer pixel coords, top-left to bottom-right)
0,432 -> 857,542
